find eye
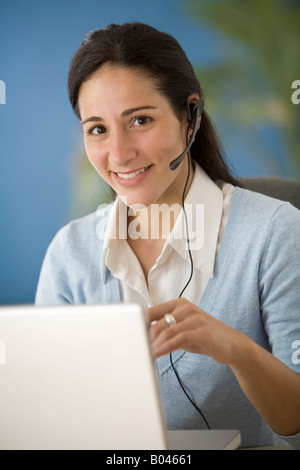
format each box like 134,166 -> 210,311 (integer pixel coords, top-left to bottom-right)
132,116 -> 152,127
87,125 -> 107,135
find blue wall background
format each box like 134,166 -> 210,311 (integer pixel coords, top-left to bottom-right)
0,0 -> 299,305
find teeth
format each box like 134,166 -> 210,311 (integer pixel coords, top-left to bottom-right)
117,166 -> 150,179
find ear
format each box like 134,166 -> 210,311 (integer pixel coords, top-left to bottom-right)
187,93 -> 201,107
186,94 -> 203,134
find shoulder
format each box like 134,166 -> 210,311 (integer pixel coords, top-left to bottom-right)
57,203 -> 113,241
36,202 -> 118,305
228,187 -> 300,262
232,186 -> 300,228
48,202 -> 114,256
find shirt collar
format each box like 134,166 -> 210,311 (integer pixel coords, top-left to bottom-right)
167,164 -> 223,277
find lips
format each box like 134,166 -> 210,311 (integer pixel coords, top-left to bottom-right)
112,164 -> 153,187
116,165 -> 152,180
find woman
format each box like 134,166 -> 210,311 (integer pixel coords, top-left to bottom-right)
36,22 -> 300,448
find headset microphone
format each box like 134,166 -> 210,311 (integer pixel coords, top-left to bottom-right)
169,98 -> 204,171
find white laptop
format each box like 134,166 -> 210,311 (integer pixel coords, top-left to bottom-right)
0,304 -> 241,450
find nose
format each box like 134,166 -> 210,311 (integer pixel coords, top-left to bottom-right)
108,128 -> 137,169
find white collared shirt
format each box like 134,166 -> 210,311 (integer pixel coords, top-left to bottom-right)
102,164 -> 235,309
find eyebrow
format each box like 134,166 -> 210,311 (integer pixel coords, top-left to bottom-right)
81,106 -> 157,125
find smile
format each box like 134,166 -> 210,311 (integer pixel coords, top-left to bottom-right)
116,165 -> 152,180
112,164 -> 153,187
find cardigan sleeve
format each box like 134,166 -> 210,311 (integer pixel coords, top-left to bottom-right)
35,208 -> 115,306
259,202 -> 300,448
259,202 -> 300,372
35,226 -> 74,305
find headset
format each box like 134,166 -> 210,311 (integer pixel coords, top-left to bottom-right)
168,97 -> 210,429
169,98 -> 204,171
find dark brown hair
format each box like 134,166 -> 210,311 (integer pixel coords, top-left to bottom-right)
68,22 -> 240,185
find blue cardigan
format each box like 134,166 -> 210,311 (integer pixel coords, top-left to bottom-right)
36,187 -> 300,448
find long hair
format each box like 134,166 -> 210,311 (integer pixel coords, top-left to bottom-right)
68,22 -> 240,186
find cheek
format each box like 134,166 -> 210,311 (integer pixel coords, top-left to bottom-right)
156,127 -> 186,163
144,125 -> 184,164
85,140 -> 108,173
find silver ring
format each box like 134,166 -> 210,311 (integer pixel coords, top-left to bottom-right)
164,313 -> 176,326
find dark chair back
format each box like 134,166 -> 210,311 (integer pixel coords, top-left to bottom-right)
240,177 -> 300,210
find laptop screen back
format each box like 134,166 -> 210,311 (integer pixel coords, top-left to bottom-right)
0,304 -> 169,450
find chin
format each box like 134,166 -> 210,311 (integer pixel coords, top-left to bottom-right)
119,192 -> 156,210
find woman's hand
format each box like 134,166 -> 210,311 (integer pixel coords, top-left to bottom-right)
148,298 -> 300,436
148,297 -> 246,366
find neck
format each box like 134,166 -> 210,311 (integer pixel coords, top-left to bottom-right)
127,159 -> 194,242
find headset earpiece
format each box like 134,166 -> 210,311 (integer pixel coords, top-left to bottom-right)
186,100 -> 193,127
187,98 -> 204,129
169,98 -> 204,171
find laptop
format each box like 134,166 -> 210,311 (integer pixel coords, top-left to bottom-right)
0,304 -> 241,450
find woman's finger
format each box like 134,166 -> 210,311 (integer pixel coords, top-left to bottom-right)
150,313 -> 177,341
147,299 -> 180,323
152,316 -> 201,358
148,298 -> 193,341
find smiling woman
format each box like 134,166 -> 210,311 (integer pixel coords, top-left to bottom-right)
35,22 -> 300,449
78,64 -> 193,209
68,23 -> 240,188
